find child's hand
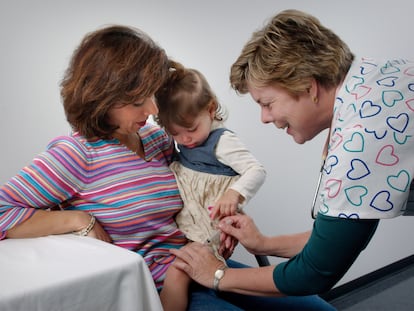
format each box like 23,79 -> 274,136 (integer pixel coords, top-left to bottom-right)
210,189 -> 243,220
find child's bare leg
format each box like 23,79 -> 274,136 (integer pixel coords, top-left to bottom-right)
160,264 -> 191,311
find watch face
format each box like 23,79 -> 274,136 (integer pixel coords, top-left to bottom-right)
215,269 -> 225,279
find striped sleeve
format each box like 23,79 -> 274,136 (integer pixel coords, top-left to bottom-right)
0,136 -> 88,238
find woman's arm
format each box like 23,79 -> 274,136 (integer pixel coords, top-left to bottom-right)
171,242 -> 284,296
5,209 -> 111,241
218,214 -> 310,258
5,209 -> 91,238
0,144 -> 81,238
220,265 -> 282,296
258,231 -> 311,258
1,136 -> 110,242
170,214 -> 311,296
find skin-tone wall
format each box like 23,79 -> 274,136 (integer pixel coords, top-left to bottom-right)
1,0 -> 413,286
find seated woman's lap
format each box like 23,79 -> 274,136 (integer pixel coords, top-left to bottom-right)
187,260 -> 336,311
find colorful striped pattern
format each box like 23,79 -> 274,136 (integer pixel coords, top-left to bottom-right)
0,124 -> 186,289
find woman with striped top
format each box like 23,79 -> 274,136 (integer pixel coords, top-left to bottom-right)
0,25 -> 188,306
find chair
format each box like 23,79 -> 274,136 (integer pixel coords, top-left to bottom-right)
255,254 -> 270,267
403,179 -> 414,215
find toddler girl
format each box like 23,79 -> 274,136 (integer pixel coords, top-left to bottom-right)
156,61 -> 266,258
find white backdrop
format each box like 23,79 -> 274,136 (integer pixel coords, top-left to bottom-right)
1,0 -> 413,286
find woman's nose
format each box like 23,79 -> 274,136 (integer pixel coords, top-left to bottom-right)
145,97 -> 159,115
261,108 -> 273,124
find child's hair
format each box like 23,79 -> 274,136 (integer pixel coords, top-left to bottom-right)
155,61 -> 227,132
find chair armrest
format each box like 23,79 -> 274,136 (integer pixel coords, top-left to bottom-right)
255,254 -> 270,267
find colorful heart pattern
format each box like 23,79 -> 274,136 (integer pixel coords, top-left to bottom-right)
317,58 -> 414,219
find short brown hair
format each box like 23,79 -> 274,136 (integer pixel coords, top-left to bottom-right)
230,9 -> 354,97
155,61 -> 226,132
60,25 -> 169,139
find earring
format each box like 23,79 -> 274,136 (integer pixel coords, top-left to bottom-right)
312,96 -> 318,103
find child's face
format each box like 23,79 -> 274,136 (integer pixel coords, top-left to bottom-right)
169,110 -> 214,148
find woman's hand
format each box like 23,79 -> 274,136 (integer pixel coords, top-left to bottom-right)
170,242 -> 225,289
172,242 -> 282,297
218,214 -> 265,255
87,220 -> 112,243
219,231 -> 238,259
74,212 -> 112,243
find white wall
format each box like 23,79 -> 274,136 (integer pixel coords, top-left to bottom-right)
1,0 -> 413,286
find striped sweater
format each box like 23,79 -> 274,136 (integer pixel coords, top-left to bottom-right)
0,124 -> 186,289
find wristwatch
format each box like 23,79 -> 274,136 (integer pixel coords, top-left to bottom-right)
213,267 -> 227,291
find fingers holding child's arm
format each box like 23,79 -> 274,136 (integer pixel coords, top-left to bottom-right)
218,214 -> 266,255
218,231 -> 237,259
219,214 -> 311,258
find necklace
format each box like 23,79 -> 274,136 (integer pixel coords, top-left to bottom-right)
131,133 -> 145,158
116,132 -> 144,157
310,128 -> 330,219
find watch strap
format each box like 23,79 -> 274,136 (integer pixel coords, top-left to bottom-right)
213,267 -> 227,291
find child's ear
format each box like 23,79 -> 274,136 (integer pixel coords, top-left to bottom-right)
208,100 -> 217,119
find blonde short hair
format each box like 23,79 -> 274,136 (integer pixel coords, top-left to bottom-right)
230,9 -> 354,97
